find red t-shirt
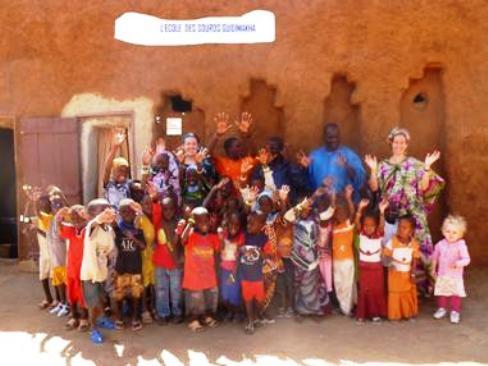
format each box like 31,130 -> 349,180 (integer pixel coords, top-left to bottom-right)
182,231 -> 220,291
59,223 -> 85,280
151,203 -> 178,269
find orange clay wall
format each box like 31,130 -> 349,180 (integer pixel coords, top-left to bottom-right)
0,1 -> 487,263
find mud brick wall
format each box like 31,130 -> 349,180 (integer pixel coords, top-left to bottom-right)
0,1 -> 487,263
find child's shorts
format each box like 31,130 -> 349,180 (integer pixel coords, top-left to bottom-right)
220,269 -> 241,306
112,273 -> 143,301
51,266 -> 66,286
82,281 -> 105,308
185,287 -> 218,316
241,280 -> 265,302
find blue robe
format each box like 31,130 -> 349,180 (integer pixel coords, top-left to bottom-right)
308,146 -> 365,195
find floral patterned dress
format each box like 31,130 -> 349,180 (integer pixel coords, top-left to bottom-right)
377,157 -> 444,294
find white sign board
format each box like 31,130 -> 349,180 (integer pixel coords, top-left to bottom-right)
166,117 -> 182,136
114,10 -> 275,46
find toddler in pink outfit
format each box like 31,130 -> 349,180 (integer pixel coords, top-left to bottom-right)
431,215 -> 470,324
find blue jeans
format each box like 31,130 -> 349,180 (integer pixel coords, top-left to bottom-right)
154,267 -> 182,318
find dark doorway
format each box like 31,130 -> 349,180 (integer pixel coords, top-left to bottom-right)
0,128 -> 17,258
154,93 -> 205,151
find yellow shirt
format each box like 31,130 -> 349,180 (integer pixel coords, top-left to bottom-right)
37,212 -> 53,232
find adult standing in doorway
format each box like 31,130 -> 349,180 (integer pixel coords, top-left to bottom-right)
364,127 -> 444,295
298,122 -> 366,200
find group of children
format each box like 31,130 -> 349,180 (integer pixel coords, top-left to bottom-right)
26,121 -> 471,344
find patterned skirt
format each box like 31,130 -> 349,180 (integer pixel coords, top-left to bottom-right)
294,266 -> 329,315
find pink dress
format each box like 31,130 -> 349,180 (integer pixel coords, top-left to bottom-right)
432,239 -> 470,297
317,224 -> 333,293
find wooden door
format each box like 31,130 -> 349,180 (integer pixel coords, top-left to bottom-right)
16,117 -> 81,260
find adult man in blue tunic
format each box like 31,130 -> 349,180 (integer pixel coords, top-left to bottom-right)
298,122 -> 365,199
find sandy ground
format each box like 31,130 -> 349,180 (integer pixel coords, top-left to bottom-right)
0,261 -> 486,366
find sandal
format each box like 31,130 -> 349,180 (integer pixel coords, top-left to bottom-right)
47,301 -> 59,311
244,320 -> 255,335
188,320 -> 204,332
202,316 -> 218,328
131,320 -> 142,331
78,319 -> 90,332
96,316 -> 116,330
38,300 -> 51,310
115,320 -> 125,330
142,311 -> 153,324
64,318 -> 79,331
89,329 -> 104,344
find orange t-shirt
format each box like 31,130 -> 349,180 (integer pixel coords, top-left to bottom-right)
214,156 -> 255,182
332,220 -> 355,260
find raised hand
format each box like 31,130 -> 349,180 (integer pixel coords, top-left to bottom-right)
142,146 -> 154,166
129,201 -> 143,216
278,185 -> 291,202
195,148 -> 209,165
102,208 -> 117,224
214,112 -> 232,137
313,186 -> 328,198
174,145 -> 185,164
379,197 -> 389,213
112,128 -> 126,147
296,150 -> 311,168
364,154 -> 378,172
424,150 -> 441,170
359,198 -> 370,210
299,197 -> 312,210
235,111 -> 253,135
56,207 -> 70,222
240,157 -> 254,176
155,137 -> 166,154
33,186 -> 43,201
23,185 -> 37,201
175,219 -> 187,236
344,184 -> 354,200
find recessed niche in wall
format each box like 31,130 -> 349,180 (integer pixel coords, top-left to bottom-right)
240,79 -> 284,149
170,95 -> 192,113
153,93 -> 205,151
400,67 -> 447,242
322,75 -> 362,152
412,92 -> 428,110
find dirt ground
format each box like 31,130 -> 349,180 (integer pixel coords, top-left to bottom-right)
0,260 -> 486,366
